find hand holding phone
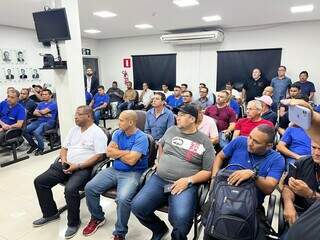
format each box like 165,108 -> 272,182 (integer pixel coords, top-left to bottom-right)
289,163 -> 297,178
288,105 -> 312,130
164,184 -> 173,193
62,162 -> 70,170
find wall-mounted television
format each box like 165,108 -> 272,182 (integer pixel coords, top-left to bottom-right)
33,8 -> 71,42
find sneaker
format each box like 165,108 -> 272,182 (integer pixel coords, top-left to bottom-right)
65,221 -> 81,239
150,222 -> 169,240
35,149 -> 44,156
27,146 -> 37,154
82,218 -> 106,236
112,235 -> 125,240
33,213 -> 60,227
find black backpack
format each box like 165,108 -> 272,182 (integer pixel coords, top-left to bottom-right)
203,164 -> 258,240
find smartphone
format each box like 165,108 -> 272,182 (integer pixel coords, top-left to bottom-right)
288,105 -> 312,130
62,162 -> 70,170
289,163 -> 297,178
163,184 -> 173,193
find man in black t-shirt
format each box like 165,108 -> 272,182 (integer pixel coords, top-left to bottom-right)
281,140 -> 320,238
242,68 -> 270,103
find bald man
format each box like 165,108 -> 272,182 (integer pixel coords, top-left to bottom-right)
83,110 -> 149,240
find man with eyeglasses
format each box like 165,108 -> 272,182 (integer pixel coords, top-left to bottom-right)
132,104 -> 214,240
194,87 -> 212,109
271,65 -> 292,105
33,106 -> 108,239
0,89 -> 26,143
233,100 -> 273,139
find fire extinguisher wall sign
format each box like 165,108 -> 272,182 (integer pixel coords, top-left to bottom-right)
123,58 -> 131,68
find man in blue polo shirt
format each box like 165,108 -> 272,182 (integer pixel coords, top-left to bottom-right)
83,110 -> 149,240
0,90 -> 26,143
145,92 -> 175,141
89,85 -> 110,125
166,85 -> 183,114
205,124 -> 285,240
24,89 -> 58,155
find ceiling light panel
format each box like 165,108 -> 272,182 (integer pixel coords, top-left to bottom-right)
202,15 -> 222,22
173,0 -> 199,7
93,11 -> 117,18
84,29 -> 101,34
135,24 -> 154,29
290,4 -> 314,13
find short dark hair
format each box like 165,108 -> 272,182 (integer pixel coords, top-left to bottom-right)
42,89 -> 52,95
183,90 -> 193,97
18,51 -> 23,55
181,83 -> 188,88
299,71 -> 309,77
256,124 -> 276,144
10,89 -> 20,98
174,86 -> 181,89
155,92 -> 166,101
200,86 -> 208,93
21,88 -> 30,95
279,65 -> 287,70
226,81 -> 234,86
290,83 -> 301,90
199,83 -> 206,87
98,85 -> 105,90
112,81 -> 118,85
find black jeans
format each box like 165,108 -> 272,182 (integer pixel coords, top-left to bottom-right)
203,206 -> 267,240
34,161 -> 92,226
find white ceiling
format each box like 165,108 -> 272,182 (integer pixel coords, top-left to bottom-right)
0,0 -> 319,39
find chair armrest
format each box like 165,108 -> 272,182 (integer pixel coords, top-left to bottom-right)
278,197 -> 286,235
139,168 -> 155,187
4,128 -> 23,141
90,157 -> 113,178
198,182 -> 210,208
266,194 -> 277,225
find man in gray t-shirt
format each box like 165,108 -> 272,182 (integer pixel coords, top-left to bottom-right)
132,104 -> 215,240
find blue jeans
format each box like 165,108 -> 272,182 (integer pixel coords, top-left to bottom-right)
93,110 -> 101,125
23,120 -> 54,150
117,101 -> 135,114
84,167 -> 142,237
219,132 -> 230,149
131,174 -> 197,240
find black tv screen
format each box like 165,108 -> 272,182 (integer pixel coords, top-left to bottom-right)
33,8 -> 71,42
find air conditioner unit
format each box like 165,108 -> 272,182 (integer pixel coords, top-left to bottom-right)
160,30 -> 224,45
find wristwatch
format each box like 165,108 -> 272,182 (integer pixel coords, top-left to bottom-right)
187,177 -> 193,187
252,169 -> 258,181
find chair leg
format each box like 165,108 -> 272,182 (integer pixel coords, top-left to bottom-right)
0,142 -> 30,168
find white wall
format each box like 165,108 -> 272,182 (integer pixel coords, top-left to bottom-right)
0,25 -> 99,99
97,20 -> 320,103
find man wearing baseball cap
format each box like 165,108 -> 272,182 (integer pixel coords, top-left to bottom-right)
131,103 -> 215,240
255,95 -> 277,125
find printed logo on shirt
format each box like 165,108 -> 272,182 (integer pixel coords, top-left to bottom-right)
171,137 -> 205,162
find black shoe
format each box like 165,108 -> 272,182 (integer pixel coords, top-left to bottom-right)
33,213 -> 60,227
27,146 -> 37,154
65,221 -> 81,239
35,149 -> 44,156
150,222 -> 169,240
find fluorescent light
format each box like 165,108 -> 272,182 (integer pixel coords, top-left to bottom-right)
93,11 -> 117,18
135,24 -> 153,29
84,29 -> 101,34
202,15 -> 222,22
173,0 -> 199,7
291,4 -> 314,13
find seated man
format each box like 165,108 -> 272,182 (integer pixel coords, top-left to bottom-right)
281,140 -> 320,238
181,90 -> 193,106
29,85 -> 43,103
205,125 -> 285,240
89,85 -> 110,125
255,95 -> 277,125
131,104 -> 214,240
162,84 -> 172,99
226,89 -> 240,119
205,90 -> 236,148
233,100 -> 273,139
195,104 -> 219,145
166,85 -> 183,113
193,86 -> 213,110
145,92 -> 175,142
107,81 -> 124,117
276,125 -> 311,167
24,89 -> 58,155
117,81 -> 137,114
83,110 -> 149,240
0,90 -> 26,143
33,106 -> 108,239
137,82 -> 154,110
19,88 -> 37,121
85,90 -> 93,105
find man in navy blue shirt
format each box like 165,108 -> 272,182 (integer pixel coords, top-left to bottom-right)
294,71 -> 316,101
89,86 -> 110,125
206,124 -> 285,240
166,86 -> 183,114
24,89 -> 58,155
145,92 -> 175,141
0,90 -> 26,143
19,88 -> 37,121
83,110 -> 149,240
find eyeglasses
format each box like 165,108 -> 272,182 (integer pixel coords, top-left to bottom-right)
200,91 -> 207,94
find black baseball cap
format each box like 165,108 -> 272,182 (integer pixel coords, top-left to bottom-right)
178,104 -> 198,120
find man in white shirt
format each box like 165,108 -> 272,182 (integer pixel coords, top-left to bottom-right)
138,82 -> 154,109
33,105 -> 108,239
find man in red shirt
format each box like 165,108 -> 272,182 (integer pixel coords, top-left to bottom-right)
205,90 -> 236,147
233,100 -> 273,139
